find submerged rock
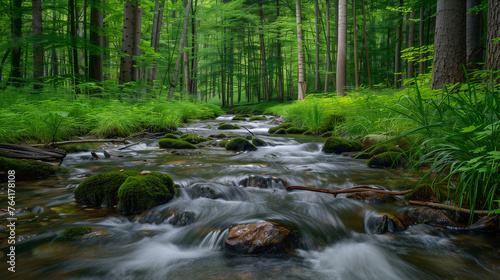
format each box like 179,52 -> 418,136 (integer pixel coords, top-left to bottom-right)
397,206 -> 463,228
346,191 -> 396,203
251,137 -> 267,147
166,211 -> 195,227
365,212 -> 405,234
225,221 -> 296,255
225,137 -> 257,152
58,226 -> 111,239
238,174 -> 288,189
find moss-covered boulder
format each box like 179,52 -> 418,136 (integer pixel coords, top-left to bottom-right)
226,137 -> 257,152
303,129 -> 314,135
249,116 -> 267,121
74,170 -> 139,206
163,133 -> 180,140
366,151 -> 407,168
318,114 -> 344,134
285,127 -> 308,134
232,116 -> 247,121
218,123 -> 240,130
268,123 -> 294,134
158,138 -> 198,149
251,137 -> 266,147
180,134 -> 207,144
218,140 -> 229,147
320,131 -> 335,138
274,128 -> 287,134
322,137 -> 362,154
368,144 -> 404,157
117,172 -> 175,214
212,133 -> 227,139
0,156 -> 71,181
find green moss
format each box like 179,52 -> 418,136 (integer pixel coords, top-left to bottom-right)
164,133 -> 180,140
180,134 -> 207,144
268,123 -> 294,134
74,171 -> 131,206
218,124 -> 240,130
59,226 -> 93,239
117,172 -> 175,214
303,129 -> 314,135
321,131 -> 335,137
249,116 -> 267,121
368,144 -> 404,157
274,128 -> 287,134
214,133 -> 227,138
318,114 -> 344,134
158,138 -> 198,149
0,156 -> 71,181
218,140 -> 229,147
251,137 -> 266,146
285,127 -> 308,134
59,143 -> 103,152
232,116 -> 247,121
366,151 -> 407,168
322,137 -> 363,154
394,137 -> 412,151
225,137 -> 258,152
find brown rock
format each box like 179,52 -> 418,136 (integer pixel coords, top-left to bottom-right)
467,215 -> 499,231
225,221 -> 296,255
398,207 -> 462,228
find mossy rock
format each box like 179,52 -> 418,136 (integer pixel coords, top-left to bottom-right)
251,137 -> 267,147
213,133 -> 227,139
366,152 -> 408,169
393,137 -> 412,151
225,137 -> 258,152
74,170 -> 140,206
0,156 -> 71,181
318,114 -> 344,134
59,226 -> 93,239
163,133 -> 180,140
180,134 -> 207,144
117,172 -> 175,214
368,144 -> 404,157
303,129 -> 314,135
218,140 -> 229,147
218,124 -> 241,130
274,128 -> 287,134
321,131 -> 335,137
232,116 -> 247,121
285,127 -> 308,134
249,116 -> 267,121
322,137 -> 363,154
158,138 -> 198,149
268,123 -> 294,134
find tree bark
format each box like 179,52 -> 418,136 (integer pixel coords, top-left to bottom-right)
408,11 -> 416,79
296,0 -> 306,100
168,0 -> 192,98
276,0 -> 284,100
419,6 -> 425,75
258,0 -> 269,101
89,0 -> 104,83
353,0 -> 359,90
361,0 -> 371,88
9,0 -> 23,87
32,0 -> 44,88
431,0 -> 466,89
336,0 -> 346,96
394,0 -> 402,88
485,0 -> 500,73
466,0 -> 482,66
324,0 -> 331,93
314,0 -> 320,91
148,0 -> 165,84
119,0 -> 142,84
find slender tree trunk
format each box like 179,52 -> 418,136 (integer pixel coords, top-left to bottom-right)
276,0 -> 284,100
148,0 -> 165,84
168,0 -> 192,98
408,11 -> 416,79
353,0 -> 358,90
0,49 -> 11,83
394,0 -> 402,88
89,0 -> 104,83
9,0 -> 23,86
119,0 -> 142,85
32,0 -> 44,89
69,0 -> 80,93
336,0 -> 347,96
466,0 -> 482,66
431,0 -> 466,89
361,0 -> 371,88
419,6 -> 425,75
183,41 -> 191,95
296,0 -> 306,100
324,0 -> 331,93
191,0 -> 199,99
486,0 -> 500,73
314,0 -> 320,91
258,0 -> 269,101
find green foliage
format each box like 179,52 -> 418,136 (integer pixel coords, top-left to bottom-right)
322,137 -> 363,154
225,137 -> 257,152
158,138 -> 198,149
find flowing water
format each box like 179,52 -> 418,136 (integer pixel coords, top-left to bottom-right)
1,115 -> 500,280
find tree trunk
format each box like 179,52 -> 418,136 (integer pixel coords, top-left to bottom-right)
32,0 -> 44,89
408,11 -> 416,79
148,0 -> 165,84
314,0 -> 320,91
168,0 -> 192,98
324,0 -> 331,93
258,0 -> 269,101
9,0 -> 23,87
394,0 -> 402,88
431,0 -> 466,89
276,0 -> 284,101
353,0 -> 358,90
336,0 -> 346,96
89,0 -> 104,83
183,41 -> 191,95
361,0 -> 371,88
466,0 -> 482,66
419,6 -> 425,75
296,0 -> 306,100
119,0 -> 142,84
485,1 -> 500,73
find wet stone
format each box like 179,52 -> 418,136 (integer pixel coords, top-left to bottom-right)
193,185 -> 221,199
166,211 -> 195,227
238,174 -> 288,189
365,212 -> 405,234
398,207 -> 463,228
346,191 -> 396,203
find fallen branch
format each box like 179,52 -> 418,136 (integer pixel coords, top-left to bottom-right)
241,126 -> 255,137
118,140 -> 143,150
408,200 -> 490,215
31,139 -> 127,148
286,185 -> 412,196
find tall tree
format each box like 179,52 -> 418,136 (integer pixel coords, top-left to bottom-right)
419,6 -> 425,75
314,0 -> 320,91
9,0 -> 23,86
168,0 -> 192,98
353,0 -> 359,90
276,0 -> 284,100
119,0 -> 142,84
147,0 -> 165,84
32,0 -> 43,88
361,0 -> 371,88
485,0 -> 500,73
296,0 -> 306,100
336,0 -> 346,96
394,0 -> 403,88
89,0 -> 104,83
407,11 -> 416,79
323,0 -> 331,93
466,0 -> 482,66
431,0 -> 466,89
258,0 -> 269,101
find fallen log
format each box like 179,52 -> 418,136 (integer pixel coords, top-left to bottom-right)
31,139 -> 128,148
286,185 -> 412,196
0,143 -> 65,158
408,200 -> 490,215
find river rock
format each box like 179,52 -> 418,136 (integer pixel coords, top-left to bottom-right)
365,212 -> 405,234
238,174 -> 288,189
225,137 -> 257,152
467,215 -> 499,231
225,221 -> 296,255
366,152 -> 408,169
166,211 -> 195,227
0,156 -> 71,181
346,191 -> 396,203
397,207 -> 463,228
322,137 -> 362,154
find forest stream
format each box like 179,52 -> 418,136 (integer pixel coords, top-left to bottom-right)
1,115 -> 500,280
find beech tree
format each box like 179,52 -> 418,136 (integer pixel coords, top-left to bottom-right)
296,0 -> 305,100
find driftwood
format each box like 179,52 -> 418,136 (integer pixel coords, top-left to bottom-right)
286,185 -> 413,196
408,200 -> 490,215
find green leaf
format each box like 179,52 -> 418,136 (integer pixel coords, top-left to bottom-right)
461,125 -> 477,133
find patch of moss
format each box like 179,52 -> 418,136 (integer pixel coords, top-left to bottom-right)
249,116 -> 267,121
394,137 -> 412,151
232,116 -> 247,121
366,151 -> 407,168
158,138 -> 198,149
0,156 -> 71,181
59,226 -> 93,239
180,134 -> 207,144
214,133 -> 227,138
117,172 -> 175,214
322,137 -> 363,154
368,144 -> 404,157
318,114 -> 344,134
268,123 -> 294,134
218,124 -> 241,130
226,137 -> 258,152
303,129 -> 314,135
321,131 -> 335,137
285,127 -> 308,134
274,128 -> 287,134
251,137 -> 266,147
218,140 -> 229,147
164,133 -> 180,140
74,171 -> 134,206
